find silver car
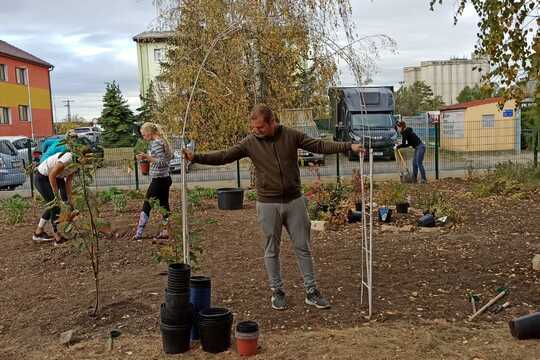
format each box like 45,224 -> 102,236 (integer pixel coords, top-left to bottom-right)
170,138 -> 196,173
0,140 -> 26,190
294,125 -> 325,165
0,136 -> 36,166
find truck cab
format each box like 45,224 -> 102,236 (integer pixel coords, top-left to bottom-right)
330,86 -> 398,160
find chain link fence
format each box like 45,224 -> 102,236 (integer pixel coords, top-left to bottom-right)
3,115 -> 539,194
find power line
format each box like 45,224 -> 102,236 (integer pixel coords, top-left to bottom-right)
62,99 -> 74,122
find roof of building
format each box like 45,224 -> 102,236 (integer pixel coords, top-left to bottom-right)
132,31 -> 174,42
440,97 -> 504,111
0,40 -> 53,68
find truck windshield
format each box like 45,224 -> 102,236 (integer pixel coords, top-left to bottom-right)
351,114 -> 394,128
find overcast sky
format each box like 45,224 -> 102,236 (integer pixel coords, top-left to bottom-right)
1,0 -> 479,121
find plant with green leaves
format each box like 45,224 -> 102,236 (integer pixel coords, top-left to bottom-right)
395,81 -> 445,116
100,81 -> 136,148
98,187 -> 123,203
377,181 -> 408,206
188,186 -> 217,207
154,0 -> 395,151
111,193 -> 127,213
0,195 -> 30,224
430,0 -> 539,105
57,137 -> 110,316
150,200 -> 204,269
246,190 -> 257,202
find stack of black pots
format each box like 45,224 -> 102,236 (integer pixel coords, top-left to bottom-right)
160,263 -> 193,354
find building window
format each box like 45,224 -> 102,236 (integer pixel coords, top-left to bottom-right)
0,107 -> 10,124
482,114 -> 495,128
18,105 -> 29,122
0,64 -> 6,81
16,67 -> 27,84
154,48 -> 165,62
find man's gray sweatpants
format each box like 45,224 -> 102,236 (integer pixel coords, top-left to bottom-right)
256,196 -> 316,291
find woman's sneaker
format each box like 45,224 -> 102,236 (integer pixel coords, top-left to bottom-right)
32,231 -> 54,242
305,288 -> 331,309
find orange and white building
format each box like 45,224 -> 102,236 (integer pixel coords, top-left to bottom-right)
0,40 -> 54,138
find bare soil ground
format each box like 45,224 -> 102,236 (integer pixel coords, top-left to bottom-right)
1,178 -> 539,359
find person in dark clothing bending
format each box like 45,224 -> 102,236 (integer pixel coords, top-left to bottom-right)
395,120 -> 427,183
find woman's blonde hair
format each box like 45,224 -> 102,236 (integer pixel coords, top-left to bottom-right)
140,122 -> 172,159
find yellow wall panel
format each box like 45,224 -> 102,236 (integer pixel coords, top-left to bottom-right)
0,83 -> 51,109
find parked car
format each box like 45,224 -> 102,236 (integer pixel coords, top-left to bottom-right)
73,127 -> 101,143
294,125 -> 325,165
0,139 -> 26,190
169,139 -> 196,173
32,135 -> 104,163
0,136 -> 36,166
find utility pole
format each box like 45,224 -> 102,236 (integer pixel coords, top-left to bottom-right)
63,99 -> 74,122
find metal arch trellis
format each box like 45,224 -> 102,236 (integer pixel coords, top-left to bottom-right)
357,88 -> 374,320
179,23 -> 243,265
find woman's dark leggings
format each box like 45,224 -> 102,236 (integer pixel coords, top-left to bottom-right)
34,173 -> 68,232
142,176 -> 172,221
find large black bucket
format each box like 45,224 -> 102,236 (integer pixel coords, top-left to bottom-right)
509,312 -> 540,340
160,321 -> 192,354
217,188 -> 244,210
199,307 -> 233,353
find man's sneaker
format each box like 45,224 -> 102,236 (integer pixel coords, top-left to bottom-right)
271,289 -> 287,310
305,288 -> 331,309
32,231 -> 54,242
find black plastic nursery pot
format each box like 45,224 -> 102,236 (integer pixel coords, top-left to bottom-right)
217,188 -> 244,210
160,321 -> 192,354
190,276 -> 212,341
160,302 -> 194,326
199,307 -> 233,353
347,210 -> 362,223
509,312 -> 540,340
165,288 -> 190,309
168,263 -> 191,292
396,202 -> 409,214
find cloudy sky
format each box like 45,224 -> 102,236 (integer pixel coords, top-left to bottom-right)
1,0 -> 479,121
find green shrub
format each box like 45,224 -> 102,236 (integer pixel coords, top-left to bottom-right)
99,187 -> 123,203
111,193 -> 127,213
472,162 -> 539,198
246,190 -> 257,201
188,187 -> 217,206
0,195 -> 31,224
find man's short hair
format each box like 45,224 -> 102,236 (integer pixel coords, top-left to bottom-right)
250,104 -> 278,124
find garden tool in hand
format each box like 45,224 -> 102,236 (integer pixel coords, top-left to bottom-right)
395,148 -> 414,183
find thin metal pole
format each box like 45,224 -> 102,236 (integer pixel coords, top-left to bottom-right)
236,160 -> 241,188
435,120 -> 440,179
25,68 -> 34,139
336,152 -> 340,183
134,154 -> 140,191
27,138 -> 34,198
181,141 -> 190,265
368,148 -> 374,319
359,154 -> 365,304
